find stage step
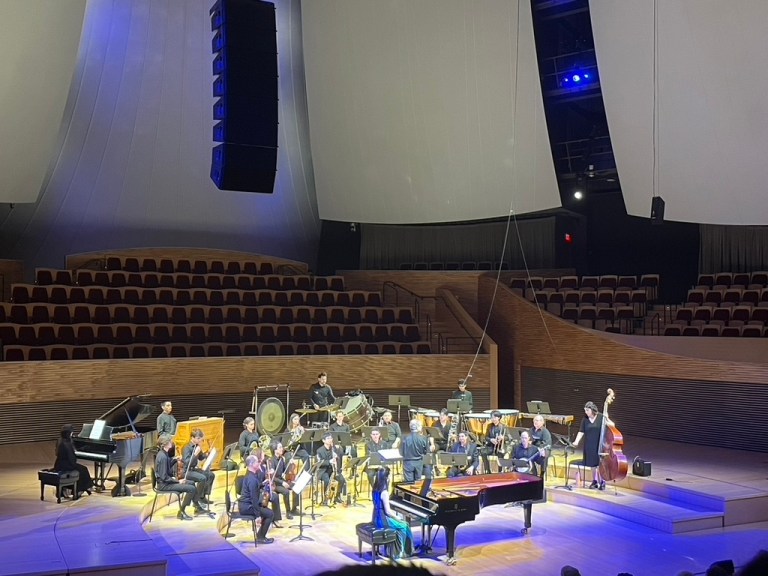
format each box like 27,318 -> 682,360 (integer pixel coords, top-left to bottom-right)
547,485 -> 724,533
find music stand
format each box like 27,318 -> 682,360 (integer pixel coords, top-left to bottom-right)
498,458 -> 516,473
552,433 -> 578,491
526,401 -> 551,414
345,457 -> 365,507
330,431 -> 352,451
447,399 -> 472,414
388,394 -> 410,423
437,453 -> 468,468
289,469 -> 314,542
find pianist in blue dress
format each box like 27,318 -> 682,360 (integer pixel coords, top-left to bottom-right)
53,424 -> 93,496
372,467 -> 413,560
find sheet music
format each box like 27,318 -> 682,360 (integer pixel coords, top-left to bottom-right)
89,419 -> 106,440
201,447 -> 218,471
378,448 -> 402,461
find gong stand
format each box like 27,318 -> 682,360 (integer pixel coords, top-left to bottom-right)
250,384 -> 291,436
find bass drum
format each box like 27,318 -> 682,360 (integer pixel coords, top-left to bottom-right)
343,394 -> 373,432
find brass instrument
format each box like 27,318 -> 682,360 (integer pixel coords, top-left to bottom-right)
493,426 -> 507,456
448,412 -> 459,444
289,425 -> 304,448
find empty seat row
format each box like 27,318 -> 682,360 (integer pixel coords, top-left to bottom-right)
399,261 -> 508,271
686,288 -> 768,307
527,288 -> 648,310
662,323 -> 768,338
559,305 -> 636,332
36,269 -> 344,292
696,272 -> 768,289
12,285 -> 379,308
511,274 -> 656,294
673,305 -> 768,327
0,322 -> 422,347
0,303 -> 412,326
103,257 -> 277,275
2,341 -> 432,361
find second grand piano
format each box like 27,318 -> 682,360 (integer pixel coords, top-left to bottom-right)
390,471 -> 545,565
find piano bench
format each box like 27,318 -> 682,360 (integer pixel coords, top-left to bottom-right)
39,469 -> 80,503
356,523 -> 398,565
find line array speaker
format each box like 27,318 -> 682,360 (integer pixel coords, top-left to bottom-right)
210,0 -> 278,193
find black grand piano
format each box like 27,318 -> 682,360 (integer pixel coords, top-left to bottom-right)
390,471 -> 545,565
73,396 -> 153,497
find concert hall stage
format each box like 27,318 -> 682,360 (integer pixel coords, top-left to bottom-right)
1,436 -> 767,576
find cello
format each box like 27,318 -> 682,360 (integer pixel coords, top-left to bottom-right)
597,388 -> 628,482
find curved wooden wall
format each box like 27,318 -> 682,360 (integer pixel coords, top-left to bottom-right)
479,276 -> 768,452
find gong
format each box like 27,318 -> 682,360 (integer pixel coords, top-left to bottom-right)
257,397 -> 286,436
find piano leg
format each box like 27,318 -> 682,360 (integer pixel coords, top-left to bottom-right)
445,525 -> 458,565
522,501 -> 533,534
110,465 -> 131,497
93,462 -> 106,492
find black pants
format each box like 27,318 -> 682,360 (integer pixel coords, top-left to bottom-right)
186,469 -> 214,498
319,470 -> 347,501
159,480 -> 199,510
239,502 -> 273,538
403,460 -> 432,483
273,483 -> 294,515
481,446 -> 503,474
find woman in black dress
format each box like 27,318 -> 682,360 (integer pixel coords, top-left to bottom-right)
53,424 -> 94,496
572,401 -> 609,490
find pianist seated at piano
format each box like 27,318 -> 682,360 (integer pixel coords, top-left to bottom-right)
510,431 -> 546,476
238,417 -> 260,460
155,434 -> 210,520
181,429 -> 215,506
54,424 -> 93,497
156,401 -> 177,436
372,467 -> 414,560
446,431 -> 479,478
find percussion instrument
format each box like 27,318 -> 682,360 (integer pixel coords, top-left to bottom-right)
484,408 -> 520,429
416,409 -> 440,430
464,413 -> 491,439
342,394 -> 373,432
257,397 -> 286,436
296,408 -> 318,414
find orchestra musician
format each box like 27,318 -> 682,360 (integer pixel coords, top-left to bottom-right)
329,410 -> 356,457
309,371 -> 335,425
480,411 -> 506,474
154,434 -> 208,520
181,429 -> 216,510
238,417 -> 260,460
364,428 -> 391,489
238,452 -> 275,544
511,431 -> 546,476
529,414 -> 553,478
380,410 -> 402,448
451,379 -> 473,410
447,431 -> 479,477
401,419 -> 434,483
53,424 -> 93,497
156,400 -> 177,436
286,413 -> 311,467
572,401 -> 613,491
434,408 -> 452,451
269,441 -> 301,519
316,432 -> 347,506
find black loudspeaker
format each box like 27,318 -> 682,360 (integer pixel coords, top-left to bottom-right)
632,456 -> 652,477
650,196 -> 665,224
210,0 -> 278,193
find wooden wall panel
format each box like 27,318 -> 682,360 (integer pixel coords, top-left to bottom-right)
478,276 -> 768,452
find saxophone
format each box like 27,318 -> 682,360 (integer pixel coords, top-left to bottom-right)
325,449 -> 340,505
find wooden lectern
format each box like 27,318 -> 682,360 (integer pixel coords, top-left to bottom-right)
174,417 -> 224,470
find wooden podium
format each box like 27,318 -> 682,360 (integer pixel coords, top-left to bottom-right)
174,417 -> 224,470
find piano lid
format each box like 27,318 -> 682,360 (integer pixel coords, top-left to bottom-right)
97,396 -> 153,431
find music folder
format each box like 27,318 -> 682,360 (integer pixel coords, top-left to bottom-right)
378,448 -> 402,462
292,470 -> 312,495
437,453 -> 468,467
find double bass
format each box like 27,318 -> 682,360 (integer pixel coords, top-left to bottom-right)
597,388 -> 628,482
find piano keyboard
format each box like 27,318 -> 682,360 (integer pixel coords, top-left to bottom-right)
75,450 -> 110,461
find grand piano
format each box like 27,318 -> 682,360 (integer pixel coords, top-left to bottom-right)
73,396 -> 153,497
390,471 -> 545,565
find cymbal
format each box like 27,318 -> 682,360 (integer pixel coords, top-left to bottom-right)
373,407 -> 388,413
296,408 -> 317,414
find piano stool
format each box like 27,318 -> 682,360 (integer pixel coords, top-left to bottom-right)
355,522 -> 398,565
39,469 -> 79,503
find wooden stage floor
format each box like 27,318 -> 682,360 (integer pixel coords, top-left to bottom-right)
2,436 -> 768,576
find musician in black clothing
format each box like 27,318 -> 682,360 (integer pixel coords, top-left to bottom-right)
512,431 -> 546,476
329,410 -> 356,457
401,419 -> 434,483
529,414 -> 553,478
480,411 -> 506,474
451,379 -> 473,410
238,417 -> 260,460
316,433 -> 347,506
156,401 -> 177,436
238,453 -> 274,544
53,424 -> 94,497
269,441 -> 300,519
155,434 -> 207,520
447,431 -> 479,477
434,409 -> 452,451
181,428 -> 215,507
364,428 -> 391,489
309,371 -> 335,425
380,410 -> 402,448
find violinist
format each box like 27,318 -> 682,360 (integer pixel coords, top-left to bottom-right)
316,432 -> 346,506
529,414 -> 553,478
572,401 -> 613,490
180,429 -> 216,511
447,431 -> 478,477
268,441 -> 301,519
238,417 -> 260,460
238,452 -> 275,544
286,413 -> 310,467
154,434 -> 207,520
480,411 -> 506,474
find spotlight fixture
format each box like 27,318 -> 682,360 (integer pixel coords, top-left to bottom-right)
573,190 -> 584,200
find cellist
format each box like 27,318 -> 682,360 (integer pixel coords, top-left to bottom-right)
572,400 -> 614,490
